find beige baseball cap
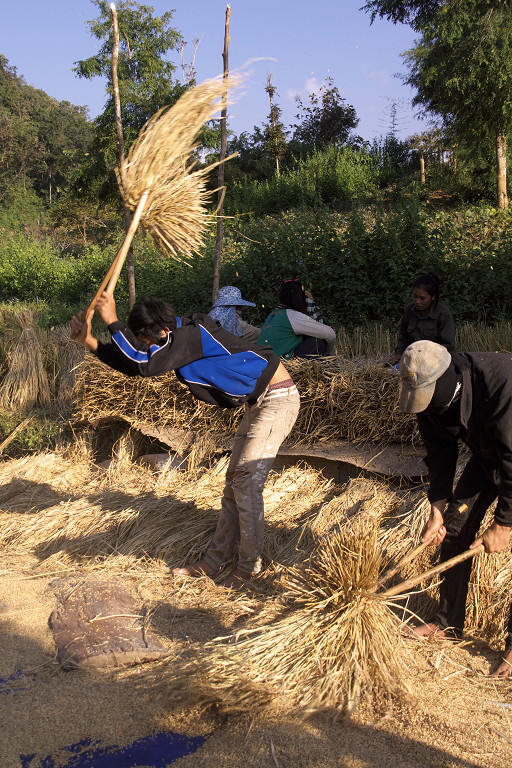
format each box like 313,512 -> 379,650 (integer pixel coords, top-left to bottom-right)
399,341 -> 452,413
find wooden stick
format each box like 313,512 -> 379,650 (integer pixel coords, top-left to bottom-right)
378,534 -> 436,587
0,416 -> 33,455
105,188 -> 151,296
380,544 -> 484,598
378,503 -> 469,587
82,187 -> 151,322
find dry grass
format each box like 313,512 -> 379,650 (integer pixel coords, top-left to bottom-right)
0,450 -> 510,716
117,74 -> 243,262
73,353 -> 418,447
0,306 -> 50,411
156,513 -> 414,717
336,320 -> 512,360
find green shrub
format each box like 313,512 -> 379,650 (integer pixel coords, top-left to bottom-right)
225,146 -> 378,217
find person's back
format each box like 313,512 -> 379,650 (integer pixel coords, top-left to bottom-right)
258,279 -> 336,359
71,292 -> 300,590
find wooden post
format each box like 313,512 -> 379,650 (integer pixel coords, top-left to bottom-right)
111,3 -> 137,309
212,5 -> 231,306
496,128 -> 509,210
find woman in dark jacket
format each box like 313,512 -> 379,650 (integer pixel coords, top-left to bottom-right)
391,273 -> 455,365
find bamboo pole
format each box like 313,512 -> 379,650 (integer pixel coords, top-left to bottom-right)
378,503 -> 469,587
82,188 -> 151,322
110,3 -> 136,309
211,4 -> 231,305
380,544 -> 484,598
378,534 -> 436,588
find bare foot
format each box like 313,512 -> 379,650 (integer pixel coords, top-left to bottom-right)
405,622 -> 448,639
220,568 -> 256,590
171,559 -> 217,578
492,649 -> 512,678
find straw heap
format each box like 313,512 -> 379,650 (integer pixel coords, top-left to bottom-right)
1,450 -> 511,713
117,73 -> 243,261
161,514 -> 413,716
0,306 -> 50,411
73,354 -> 418,446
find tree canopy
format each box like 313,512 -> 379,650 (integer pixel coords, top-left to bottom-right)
0,55 -> 93,206
291,78 -> 360,152
74,0 -> 186,142
361,0 -> 443,30
402,0 -> 512,206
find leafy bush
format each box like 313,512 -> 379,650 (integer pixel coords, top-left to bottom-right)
1,201 -> 512,331
225,146 -> 378,217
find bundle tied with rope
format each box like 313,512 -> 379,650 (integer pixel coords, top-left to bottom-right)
83,73 -> 244,320
158,510 -> 485,717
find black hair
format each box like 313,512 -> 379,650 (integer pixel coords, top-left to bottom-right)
127,295 -> 177,342
413,273 -> 440,306
278,279 -> 308,314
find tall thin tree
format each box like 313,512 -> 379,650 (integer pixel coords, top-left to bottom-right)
212,5 -> 231,305
110,3 -> 136,309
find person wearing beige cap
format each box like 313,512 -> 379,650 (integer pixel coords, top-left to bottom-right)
398,340 -> 512,677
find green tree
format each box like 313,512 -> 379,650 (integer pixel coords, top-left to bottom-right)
0,55 -> 93,210
74,0 -> 188,202
361,0 -> 442,30
402,1 -> 512,208
264,73 -> 288,176
291,78 -> 360,153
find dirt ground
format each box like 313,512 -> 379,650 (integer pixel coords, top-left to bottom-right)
1,547 -> 511,768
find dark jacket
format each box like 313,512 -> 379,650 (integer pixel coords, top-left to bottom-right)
417,351 -> 512,526
95,313 -> 280,409
395,301 -> 456,357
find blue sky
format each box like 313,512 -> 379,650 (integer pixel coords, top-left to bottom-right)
1,0 -> 428,141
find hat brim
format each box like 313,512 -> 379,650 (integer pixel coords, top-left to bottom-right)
399,380 -> 436,414
212,298 -> 256,308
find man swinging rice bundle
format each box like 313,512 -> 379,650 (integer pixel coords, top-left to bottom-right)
71,75 -> 300,590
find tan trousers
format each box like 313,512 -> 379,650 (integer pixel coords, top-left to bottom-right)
204,385 -> 300,574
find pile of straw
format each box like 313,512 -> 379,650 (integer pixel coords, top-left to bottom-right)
1,449 -> 511,713
117,74 -> 242,261
0,306 -> 50,411
156,513 -> 414,716
73,354 -> 418,446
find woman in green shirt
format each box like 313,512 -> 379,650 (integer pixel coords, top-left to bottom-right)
258,279 -> 336,360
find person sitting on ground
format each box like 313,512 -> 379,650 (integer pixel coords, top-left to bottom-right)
398,340 -> 512,678
391,273 -> 455,365
70,292 -> 300,590
209,285 -> 261,344
304,289 -> 324,324
258,279 -> 336,360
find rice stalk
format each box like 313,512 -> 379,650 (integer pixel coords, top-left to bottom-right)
117,73 -> 243,262
0,307 -> 50,410
161,515 -> 414,717
73,354 -> 418,447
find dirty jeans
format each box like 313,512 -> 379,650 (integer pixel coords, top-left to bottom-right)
434,454 -> 512,649
204,385 -> 300,575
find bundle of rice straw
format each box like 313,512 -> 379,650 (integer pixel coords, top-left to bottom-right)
160,512 -> 413,716
116,73 -> 243,261
73,354 -> 418,447
0,306 -> 50,411
40,326 -> 86,410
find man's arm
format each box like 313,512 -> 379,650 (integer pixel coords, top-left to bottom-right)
70,310 -> 98,352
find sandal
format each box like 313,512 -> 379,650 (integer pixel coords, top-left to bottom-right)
171,559 -> 218,578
